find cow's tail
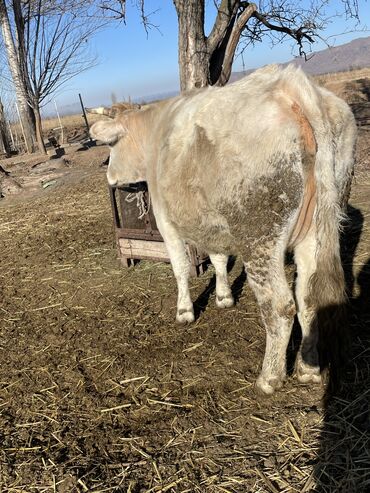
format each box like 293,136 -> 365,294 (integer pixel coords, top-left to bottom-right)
308,121 -> 348,386
282,65 -> 354,388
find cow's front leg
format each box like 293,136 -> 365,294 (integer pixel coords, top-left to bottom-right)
209,254 -> 234,308
245,246 -> 296,395
156,217 -> 194,323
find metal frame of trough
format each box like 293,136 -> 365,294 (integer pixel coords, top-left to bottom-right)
109,182 -> 208,277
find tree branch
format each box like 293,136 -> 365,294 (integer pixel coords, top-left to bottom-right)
99,0 -> 126,20
207,0 -> 239,54
214,2 -> 257,86
251,9 -> 315,56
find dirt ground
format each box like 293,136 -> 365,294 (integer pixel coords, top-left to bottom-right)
0,78 -> 370,492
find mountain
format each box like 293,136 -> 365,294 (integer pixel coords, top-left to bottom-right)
231,35 -> 370,81
288,36 -> 370,74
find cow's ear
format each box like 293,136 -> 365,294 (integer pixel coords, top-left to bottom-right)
90,120 -> 126,144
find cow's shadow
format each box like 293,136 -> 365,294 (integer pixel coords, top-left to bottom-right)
193,204 -> 369,492
313,204 -> 370,493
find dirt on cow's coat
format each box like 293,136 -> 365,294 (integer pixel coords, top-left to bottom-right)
1,89 -> 370,491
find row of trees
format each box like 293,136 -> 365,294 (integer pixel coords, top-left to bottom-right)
0,0 -> 363,155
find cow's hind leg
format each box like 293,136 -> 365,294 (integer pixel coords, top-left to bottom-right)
294,227 -> 321,383
156,217 -> 194,324
209,254 -> 234,308
245,243 -> 296,395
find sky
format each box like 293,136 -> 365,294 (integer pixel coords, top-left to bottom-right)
47,0 -> 370,115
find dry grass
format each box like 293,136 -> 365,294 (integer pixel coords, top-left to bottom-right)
1,140 -> 370,492
1,69 -> 370,492
316,68 -> 370,105
315,67 -> 370,85
8,113 -> 102,153
41,113 -> 102,133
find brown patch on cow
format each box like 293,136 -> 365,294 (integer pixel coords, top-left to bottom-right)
87,102 -> 142,120
291,102 -> 317,157
161,124 -> 305,260
222,156 -> 303,260
104,102 -> 142,118
258,298 -> 296,335
259,300 -> 274,329
289,173 -> 316,248
278,299 -> 296,320
289,103 -> 318,248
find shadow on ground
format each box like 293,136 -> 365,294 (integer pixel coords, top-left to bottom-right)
314,204 -> 370,493
149,202 -> 370,492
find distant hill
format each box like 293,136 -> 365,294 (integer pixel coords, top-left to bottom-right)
231,35 -> 370,81
288,36 -> 370,74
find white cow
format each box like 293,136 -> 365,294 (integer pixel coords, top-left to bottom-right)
90,65 -> 356,394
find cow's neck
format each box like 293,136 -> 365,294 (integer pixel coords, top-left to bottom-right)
128,102 -> 164,151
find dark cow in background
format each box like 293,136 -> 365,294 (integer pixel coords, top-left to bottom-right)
90,65 -> 357,395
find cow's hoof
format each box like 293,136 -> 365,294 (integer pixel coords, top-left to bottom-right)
297,366 -> 322,384
256,375 -> 283,395
216,294 -> 234,309
176,309 -> 195,324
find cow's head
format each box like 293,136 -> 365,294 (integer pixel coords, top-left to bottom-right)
89,102 -> 146,186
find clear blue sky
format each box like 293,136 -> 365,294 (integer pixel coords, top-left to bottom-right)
52,0 -> 370,114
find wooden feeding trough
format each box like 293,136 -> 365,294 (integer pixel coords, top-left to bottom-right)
109,182 -> 208,276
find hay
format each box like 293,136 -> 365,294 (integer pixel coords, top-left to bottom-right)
0,79 -> 369,492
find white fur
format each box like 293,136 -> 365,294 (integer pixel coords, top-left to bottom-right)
209,254 -> 234,308
94,65 -> 357,395
294,227 -> 322,383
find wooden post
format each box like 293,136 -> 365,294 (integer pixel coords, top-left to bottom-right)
54,100 -> 64,144
79,93 -> 93,143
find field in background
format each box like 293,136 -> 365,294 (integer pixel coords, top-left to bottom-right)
315,67 -> 370,103
5,67 -> 370,155
41,112 -> 102,133
315,67 -> 370,83
7,112 -> 102,154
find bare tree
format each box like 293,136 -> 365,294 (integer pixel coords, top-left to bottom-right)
106,0 -> 365,91
24,0 -> 100,152
173,0 -> 367,91
0,0 -> 36,152
0,0 -> 102,153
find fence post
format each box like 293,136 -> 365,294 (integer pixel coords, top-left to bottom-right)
54,100 -> 64,144
79,93 -> 93,143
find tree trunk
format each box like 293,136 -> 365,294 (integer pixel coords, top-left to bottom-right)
0,98 -> 11,156
174,0 -> 257,91
0,0 -> 37,153
34,105 -> 46,154
174,0 -> 209,91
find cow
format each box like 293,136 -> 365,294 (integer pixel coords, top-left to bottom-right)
90,65 -> 357,395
